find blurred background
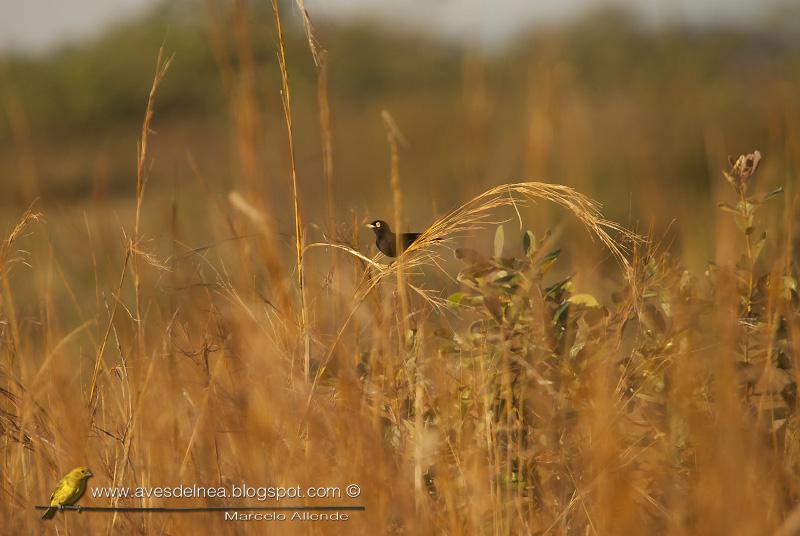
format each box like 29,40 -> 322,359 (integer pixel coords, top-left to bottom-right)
1,0 -> 799,295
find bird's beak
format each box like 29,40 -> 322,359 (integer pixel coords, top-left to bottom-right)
365,223 -> 376,229
87,470 -> 94,477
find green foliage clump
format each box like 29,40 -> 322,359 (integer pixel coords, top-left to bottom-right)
389,152 -> 800,532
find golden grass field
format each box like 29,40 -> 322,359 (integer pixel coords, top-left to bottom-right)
1,1 -> 800,534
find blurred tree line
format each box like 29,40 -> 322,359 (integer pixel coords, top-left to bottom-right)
0,2 -> 798,240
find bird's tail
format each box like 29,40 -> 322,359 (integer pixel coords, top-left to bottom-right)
41,507 -> 56,520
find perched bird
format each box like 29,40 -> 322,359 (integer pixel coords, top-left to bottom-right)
42,467 -> 93,520
366,220 -> 422,257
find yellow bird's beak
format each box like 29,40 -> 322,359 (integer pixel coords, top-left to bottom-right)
366,223 -> 376,229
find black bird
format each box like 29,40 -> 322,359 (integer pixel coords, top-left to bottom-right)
366,220 -> 422,257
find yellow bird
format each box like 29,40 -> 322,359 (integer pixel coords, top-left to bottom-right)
42,467 -> 93,520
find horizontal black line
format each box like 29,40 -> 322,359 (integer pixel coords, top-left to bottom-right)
35,505 -> 365,512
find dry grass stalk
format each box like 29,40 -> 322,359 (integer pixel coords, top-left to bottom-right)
272,0 -> 310,383
132,47 -> 172,351
380,109 -> 424,509
338,180 -> 638,310
0,206 -> 39,369
302,179 -> 640,427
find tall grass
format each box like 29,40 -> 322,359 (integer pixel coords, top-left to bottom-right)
0,3 -> 799,535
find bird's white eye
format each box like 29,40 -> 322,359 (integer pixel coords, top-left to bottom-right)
375,221 -> 381,227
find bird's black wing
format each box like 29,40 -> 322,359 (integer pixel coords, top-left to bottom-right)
401,233 -> 422,250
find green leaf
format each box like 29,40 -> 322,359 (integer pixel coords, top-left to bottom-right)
538,249 -> 561,275
752,232 -> 767,262
545,276 -> 572,301
733,213 -> 753,233
783,276 -> 798,299
405,329 -> 416,348
447,292 -> 467,305
568,293 -> 601,308
762,186 -> 784,202
523,230 -> 536,256
784,276 -> 798,292
553,302 -> 570,323
570,317 -> 591,358
718,203 -> 741,215
468,295 -> 485,307
493,272 -> 519,285
679,270 -> 692,299
494,225 -> 505,258
639,303 -> 666,333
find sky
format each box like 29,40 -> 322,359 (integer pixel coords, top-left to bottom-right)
0,0 -> 791,53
